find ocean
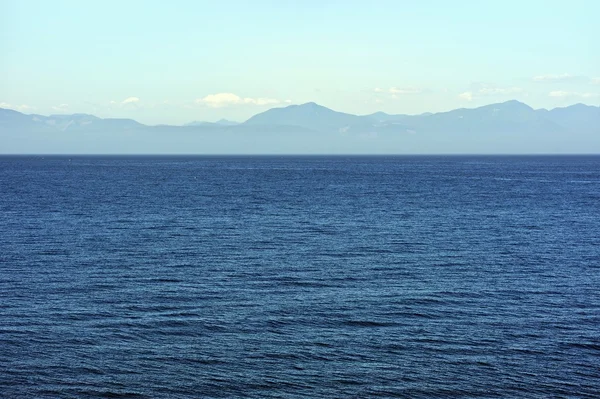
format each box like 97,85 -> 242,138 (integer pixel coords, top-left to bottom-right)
1,155 -> 599,398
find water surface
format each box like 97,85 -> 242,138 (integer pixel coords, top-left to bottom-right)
1,155 -> 599,398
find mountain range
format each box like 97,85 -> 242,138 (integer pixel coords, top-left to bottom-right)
1,100 -> 599,154
183,119 -> 239,127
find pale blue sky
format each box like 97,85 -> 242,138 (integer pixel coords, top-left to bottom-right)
1,0 -> 598,124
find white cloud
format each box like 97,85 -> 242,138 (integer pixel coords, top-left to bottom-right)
479,87 -> 523,95
549,91 -> 599,98
196,93 -> 281,108
592,78 -> 600,85
458,85 -> 523,101
374,87 -> 422,95
0,102 -> 35,112
389,87 -> 422,95
122,96 -> 140,104
458,92 -> 473,101
51,103 -> 69,112
549,91 -> 569,97
533,73 -> 575,82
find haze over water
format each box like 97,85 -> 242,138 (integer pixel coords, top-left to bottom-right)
1,155 -> 599,398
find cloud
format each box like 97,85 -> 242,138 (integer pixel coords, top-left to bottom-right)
51,103 -> 69,112
196,93 -> 281,108
390,87 -> 422,95
533,73 -> 576,82
592,78 -> 600,85
122,97 -> 140,104
0,102 -> 35,112
458,92 -> 473,101
459,85 -> 523,101
549,91 -> 599,98
549,91 -> 569,97
478,87 -> 523,95
374,87 -> 422,95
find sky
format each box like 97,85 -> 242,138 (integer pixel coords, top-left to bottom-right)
1,0 -> 599,125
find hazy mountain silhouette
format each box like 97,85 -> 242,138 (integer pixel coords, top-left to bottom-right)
241,100 -> 592,135
398,100 -> 564,134
1,100 -> 599,154
366,111 -> 411,123
538,103 -> 600,134
184,119 -> 239,127
244,102 -> 370,132
0,108 -> 142,131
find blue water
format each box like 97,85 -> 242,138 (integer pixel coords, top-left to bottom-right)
1,155 -> 599,398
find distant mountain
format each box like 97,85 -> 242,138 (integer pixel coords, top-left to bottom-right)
242,100 -> 587,136
398,100 -> 565,134
244,102 -> 371,132
539,103 -> 600,134
184,119 -> 239,127
366,111 -> 411,124
1,100 -> 599,154
0,108 -> 143,132
215,119 -> 239,126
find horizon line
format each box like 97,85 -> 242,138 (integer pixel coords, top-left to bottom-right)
2,153 -> 600,157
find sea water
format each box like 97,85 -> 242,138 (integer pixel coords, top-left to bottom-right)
1,155 -> 599,398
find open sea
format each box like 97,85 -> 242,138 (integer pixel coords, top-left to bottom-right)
1,155 -> 599,398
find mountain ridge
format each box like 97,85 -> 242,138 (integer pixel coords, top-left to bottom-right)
2,100 -> 598,132
1,100 -> 599,154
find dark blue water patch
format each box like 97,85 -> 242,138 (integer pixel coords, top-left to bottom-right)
1,155 -> 600,398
